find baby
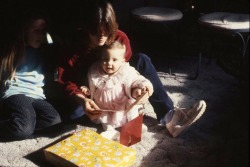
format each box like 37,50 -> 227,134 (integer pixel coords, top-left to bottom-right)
81,41 -> 153,140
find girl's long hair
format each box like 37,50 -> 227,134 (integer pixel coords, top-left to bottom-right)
0,25 -> 25,81
0,11 -> 48,82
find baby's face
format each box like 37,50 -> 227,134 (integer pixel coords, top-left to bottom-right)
101,48 -> 125,75
25,19 -> 47,48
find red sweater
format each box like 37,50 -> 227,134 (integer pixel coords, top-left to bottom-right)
57,30 -> 132,97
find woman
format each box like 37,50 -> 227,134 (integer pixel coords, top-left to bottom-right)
58,0 -> 206,138
0,12 -> 61,141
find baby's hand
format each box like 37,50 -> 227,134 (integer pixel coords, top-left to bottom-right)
132,87 -> 151,98
132,87 -> 142,99
80,86 -> 90,96
132,86 -> 152,104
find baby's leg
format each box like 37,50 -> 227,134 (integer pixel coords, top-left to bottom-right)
101,123 -> 120,141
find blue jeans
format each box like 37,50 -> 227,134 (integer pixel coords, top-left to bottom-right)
0,94 -> 61,140
69,53 -> 174,121
130,53 -> 174,120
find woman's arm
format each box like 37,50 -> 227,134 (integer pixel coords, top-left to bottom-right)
57,51 -> 84,97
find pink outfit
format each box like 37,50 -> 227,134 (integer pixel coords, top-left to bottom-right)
88,62 -> 153,128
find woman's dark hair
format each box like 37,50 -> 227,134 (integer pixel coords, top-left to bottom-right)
76,0 -> 118,45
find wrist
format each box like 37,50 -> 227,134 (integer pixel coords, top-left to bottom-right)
76,93 -> 87,100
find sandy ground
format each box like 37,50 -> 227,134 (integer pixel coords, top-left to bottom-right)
0,57 -> 249,167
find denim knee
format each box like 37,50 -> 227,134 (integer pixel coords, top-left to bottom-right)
11,119 -> 35,139
51,114 -> 62,125
70,105 -> 84,120
137,53 -> 151,61
132,53 -> 152,70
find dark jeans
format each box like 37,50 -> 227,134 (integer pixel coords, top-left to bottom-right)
0,94 -> 61,141
130,53 -> 174,120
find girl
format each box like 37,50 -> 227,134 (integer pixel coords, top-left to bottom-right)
0,12 -> 61,141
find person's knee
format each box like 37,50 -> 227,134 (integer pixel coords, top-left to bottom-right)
70,105 -> 84,120
51,114 -> 62,125
137,53 -> 151,63
12,121 -> 35,139
132,53 -> 152,71
43,111 -> 62,127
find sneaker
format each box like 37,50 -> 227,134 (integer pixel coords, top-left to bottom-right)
166,100 -> 206,138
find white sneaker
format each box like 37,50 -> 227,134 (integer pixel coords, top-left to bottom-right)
166,100 -> 206,138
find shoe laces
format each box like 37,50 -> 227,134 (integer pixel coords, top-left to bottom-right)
172,107 -> 190,126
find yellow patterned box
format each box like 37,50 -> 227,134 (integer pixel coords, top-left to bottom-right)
44,129 -> 136,167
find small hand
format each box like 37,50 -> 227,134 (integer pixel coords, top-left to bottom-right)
143,85 -> 153,97
132,87 -> 150,104
80,86 -> 90,96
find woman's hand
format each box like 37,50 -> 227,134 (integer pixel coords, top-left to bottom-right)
75,93 -> 101,120
83,98 -> 101,120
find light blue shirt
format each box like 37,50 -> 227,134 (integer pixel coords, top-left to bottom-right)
1,47 -> 46,99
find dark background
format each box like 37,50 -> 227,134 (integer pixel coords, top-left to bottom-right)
0,0 -> 249,80
1,0 -> 249,36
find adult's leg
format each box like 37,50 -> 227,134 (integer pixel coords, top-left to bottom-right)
0,95 -> 36,140
31,99 -> 61,130
130,53 -> 207,138
66,95 -> 85,121
129,53 -> 174,120
131,54 -> 206,137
